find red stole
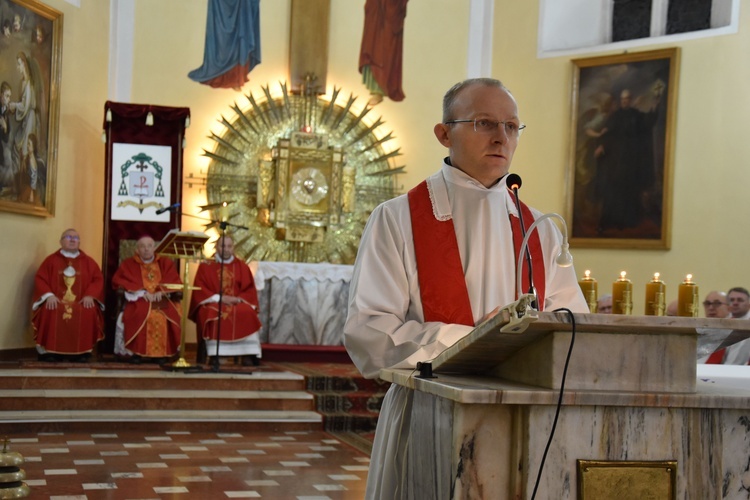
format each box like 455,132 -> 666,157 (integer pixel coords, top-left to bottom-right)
705,349 -> 726,364
407,180 -> 546,326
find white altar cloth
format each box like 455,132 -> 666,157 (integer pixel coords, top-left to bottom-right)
250,261 -> 352,345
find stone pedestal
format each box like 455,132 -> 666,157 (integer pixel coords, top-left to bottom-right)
381,313 -> 750,499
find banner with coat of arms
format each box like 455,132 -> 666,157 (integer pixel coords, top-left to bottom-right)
110,143 -> 172,222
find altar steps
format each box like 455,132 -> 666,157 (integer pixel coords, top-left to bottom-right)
0,366 -> 322,434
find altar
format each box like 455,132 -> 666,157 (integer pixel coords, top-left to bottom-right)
250,261 -> 352,346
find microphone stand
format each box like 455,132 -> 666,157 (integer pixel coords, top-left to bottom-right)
515,213 -> 574,301
166,207 -> 252,375
212,222 -> 228,373
509,184 -> 537,306
206,216 -> 252,374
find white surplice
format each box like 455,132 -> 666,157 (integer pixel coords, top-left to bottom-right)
344,161 -> 588,499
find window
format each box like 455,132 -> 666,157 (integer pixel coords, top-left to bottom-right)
538,0 -> 737,57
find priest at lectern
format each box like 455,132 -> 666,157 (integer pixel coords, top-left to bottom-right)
344,78 -> 589,499
112,235 -> 182,363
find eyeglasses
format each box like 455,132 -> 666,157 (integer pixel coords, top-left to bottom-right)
62,235 -> 80,241
702,301 -> 726,308
445,118 -> 526,137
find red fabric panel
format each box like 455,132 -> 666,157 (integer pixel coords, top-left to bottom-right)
509,196 -> 547,310
407,181 -> 474,326
103,101 -> 190,127
705,348 -> 725,364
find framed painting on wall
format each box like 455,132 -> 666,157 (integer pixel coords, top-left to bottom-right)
566,48 -> 679,249
0,0 -> 62,217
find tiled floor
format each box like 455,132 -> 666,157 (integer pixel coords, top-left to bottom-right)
8,429 -> 369,499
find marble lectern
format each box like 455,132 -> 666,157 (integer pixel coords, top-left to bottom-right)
380,311 -> 750,499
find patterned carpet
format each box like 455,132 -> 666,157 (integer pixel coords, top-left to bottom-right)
275,362 -> 390,455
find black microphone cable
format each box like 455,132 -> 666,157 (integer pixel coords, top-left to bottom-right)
530,307 -> 576,500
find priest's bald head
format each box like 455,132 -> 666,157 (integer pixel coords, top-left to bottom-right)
135,236 -> 156,263
59,228 -> 80,253
434,78 -> 524,188
215,234 -> 235,260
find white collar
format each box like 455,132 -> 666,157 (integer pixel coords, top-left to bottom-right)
215,254 -> 235,264
60,249 -> 80,258
425,161 -> 517,221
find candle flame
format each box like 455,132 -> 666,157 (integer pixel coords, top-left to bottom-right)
620,271 -> 627,279
584,270 -> 591,278
685,274 -> 693,282
654,272 -> 660,280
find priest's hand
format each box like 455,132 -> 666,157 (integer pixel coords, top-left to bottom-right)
45,295 -> 61,310
81,296 -> 96,308
477,305 -> 501,325
145,291 -> 164,302
221,295 -> 241,305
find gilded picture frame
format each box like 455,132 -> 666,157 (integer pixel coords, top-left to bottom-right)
0,0 -> 62,217
566,48 -> 679,249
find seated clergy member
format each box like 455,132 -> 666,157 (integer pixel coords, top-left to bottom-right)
596,294 -> 613,314
190,234 -> 262,366
112,235 -> 182,363
705,288 -> 750,365
703,291 -> 730,319
31,228 -> 104,362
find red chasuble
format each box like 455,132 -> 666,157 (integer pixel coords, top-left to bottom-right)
188,258 -> 261,342
31,250 -> 105,354
408,180 -> 546,325
112,255 -> 182,358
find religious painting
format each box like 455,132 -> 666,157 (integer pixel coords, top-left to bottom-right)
566,48 -> 679,249
0,0 -> 62,217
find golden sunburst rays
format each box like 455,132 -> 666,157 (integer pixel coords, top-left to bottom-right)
202,81 -> 405,264
197,201 -> 235,212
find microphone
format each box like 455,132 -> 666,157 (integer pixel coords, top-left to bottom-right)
155,202 -> 180,215
506,173 -> 522,191
506,174 -> 575,310
506,174 -> 536,305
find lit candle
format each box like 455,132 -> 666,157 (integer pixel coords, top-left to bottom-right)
613,271 -> 632,315
578,270 -> 598,313
645,272 -> 666,316
678,274 -> 699,317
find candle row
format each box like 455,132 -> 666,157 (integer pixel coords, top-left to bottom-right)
578,270 -> 699,317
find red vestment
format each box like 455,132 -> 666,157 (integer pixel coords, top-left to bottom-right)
31,250 -> 104,354
408,180 -> 547,324
189,257 -> 261,343
112,255 -> 182,358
